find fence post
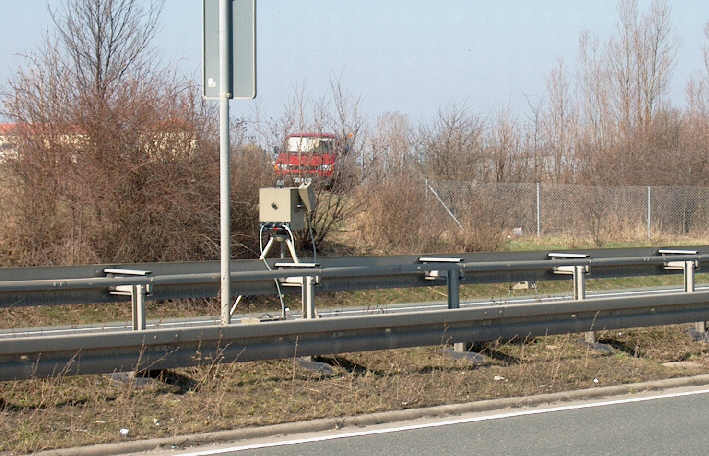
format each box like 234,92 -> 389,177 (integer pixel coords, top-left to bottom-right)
536,182 -> 541,237
647,186 -> 651,240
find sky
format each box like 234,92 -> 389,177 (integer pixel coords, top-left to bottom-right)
1,1 -> 709,125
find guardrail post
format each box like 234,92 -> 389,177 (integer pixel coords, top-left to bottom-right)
131,284 -> 146,331
105,268 -> 151,332
304,275 -> 315,319
447,266 -> 460,310
572,265 -> 595,344
685,260 -> 696,294
447,266 -> 467,352
274,262 -> 319,320
548,254 -> 595,344
573,265 -> 586,301
659,251 -> 703,341
684,260 -> 705,336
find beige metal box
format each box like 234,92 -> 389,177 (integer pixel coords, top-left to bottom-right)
259,187 -> 307,230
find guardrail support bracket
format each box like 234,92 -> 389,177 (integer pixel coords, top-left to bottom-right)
104,268 -> 151,332
658,251 -> 707,341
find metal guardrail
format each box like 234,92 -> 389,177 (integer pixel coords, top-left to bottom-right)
0,248 -> 708,381
1,246 -> 708,308
2,290 -> 709,381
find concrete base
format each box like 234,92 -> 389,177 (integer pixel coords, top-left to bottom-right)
579,340 -> 614,354
688,327 -> 709,343
108,371 -> 155,388
444,344 -> 487,363
296,357 -> 334,375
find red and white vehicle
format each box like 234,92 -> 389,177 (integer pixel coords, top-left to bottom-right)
273,132 -> 338,185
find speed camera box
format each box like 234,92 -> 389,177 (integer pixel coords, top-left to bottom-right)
259,187 -> 306,230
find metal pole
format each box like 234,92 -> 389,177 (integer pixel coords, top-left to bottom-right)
426,182 -> 464,230
219,0 -> 232,325
536,182 -> 541,237
647,186 -> 651,240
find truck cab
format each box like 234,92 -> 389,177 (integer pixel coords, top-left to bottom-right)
274,132 -> 337,185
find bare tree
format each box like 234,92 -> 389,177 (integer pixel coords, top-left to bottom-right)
523,93 -> 545,182
418,104 -> 485,181
577,30 -> 615,182
608,0 -> 639,136
366,111 -> 414,180
635,0 -> 676,130
49,0 -> 164,101
608,0 -> 676,134
486,107 -> 523,183
544,59 -> 577,182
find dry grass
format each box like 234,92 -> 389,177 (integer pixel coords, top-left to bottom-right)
2,325 -> 709,454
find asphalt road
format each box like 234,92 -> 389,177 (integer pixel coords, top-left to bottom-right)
171,388 -> 709,456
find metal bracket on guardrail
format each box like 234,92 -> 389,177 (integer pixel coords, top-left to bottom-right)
658,249 -> 700,272
104,268 -> 151,331
548,254 -> 594,343
419,257 -> 465,352
548,253 -> 590,275
418,257 -> 463,310
418,257 -> 462,281
274,262 -> 320,286
274,263 -> 319,319
659,250 -> 705,337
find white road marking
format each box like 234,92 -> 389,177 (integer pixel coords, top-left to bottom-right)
175,387 -> 709,455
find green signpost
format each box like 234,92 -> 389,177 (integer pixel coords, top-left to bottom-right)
203,0 -> 257,324
203,0 -> 256,100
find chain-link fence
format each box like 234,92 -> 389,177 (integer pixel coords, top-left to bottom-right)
425,179 -> 709,239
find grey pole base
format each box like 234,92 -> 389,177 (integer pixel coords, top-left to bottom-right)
296,356 -> 334,375
446,342 -> 488,363
688,324 -> 709,343
579,336 -> 614,354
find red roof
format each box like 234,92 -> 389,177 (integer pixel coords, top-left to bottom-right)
0,123 -> 17,135
0,122 -> 84,136
286,132 -> 337,140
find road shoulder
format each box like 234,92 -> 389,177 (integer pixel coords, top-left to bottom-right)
32,373 -> 709,456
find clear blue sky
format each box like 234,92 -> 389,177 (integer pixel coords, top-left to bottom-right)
1,1 -> 709,124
